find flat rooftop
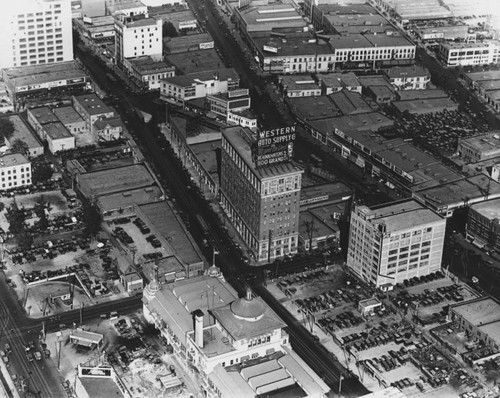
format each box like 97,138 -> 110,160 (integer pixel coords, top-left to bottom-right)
385,65 -> 430,79
451,297 -> 500,326
478,321 -> 500,347
252,34 -> 333,57
164,33 -> 214,54
308,112 -> 393,135
317,72 -> 360,88
365,199 -> 444,232
287,96 -> 341,121
416,175 -> 500,208
395,89 -> 448,101
393,97 -> 458,113
5,115 -> 42,150
470,197 -> 500,220
79,377 -> 123,398
442,40 -> 500,50
139,201 -> 203,266
73,93 -> 114,116
238,4 -> 306,28
52,106 -> 85,125
222,126 -> 303,180
329,91 -> 372,115
465,70 -> 500,83
300,181 -> 352,205
97,186 -> 162,212
29,107 -> 59,125
459,132 -> 500,153
78,164 -> 155,197
0,153 -> 30,168
128,56 -> 174,73
163,68 -> 238,87
2,61 -> 88,89
43,122 -> 72,140
166,49 -> 224,75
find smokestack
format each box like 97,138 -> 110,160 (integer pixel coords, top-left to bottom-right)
193,309 -> 204,348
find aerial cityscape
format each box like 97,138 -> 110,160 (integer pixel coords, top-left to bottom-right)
0,0 -> 500,397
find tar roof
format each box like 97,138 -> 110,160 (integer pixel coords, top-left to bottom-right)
470,197 -> 500,220
459,133 -> 500,153
3,61 -> 88,88
329,90 -> 372,115
97,186 -> 162,211
416,175 -> 500,207
139,201 -> 203,266
5,115 -> 41,149
368,199 -> 443,232
163,68 -> 238,87
79,164 -> 154,197
0,153 -> 30,168
452,297 -> 500,326
385,65 -> 430,79
287,96 -> 341,121
52,106 -> 84,125
43,122 -> 72,140
79,377 -> 123,398
465,70 -> 500,82
29,107 -> 59,124
73,93 -> 114,116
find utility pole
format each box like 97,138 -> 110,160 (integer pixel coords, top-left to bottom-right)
56,332 -> 62,371
80,303 -> 84,325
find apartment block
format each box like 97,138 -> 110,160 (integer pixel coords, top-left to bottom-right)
0,153 -> 32,191
347,200 -> 445,287
0,0 -> 73,69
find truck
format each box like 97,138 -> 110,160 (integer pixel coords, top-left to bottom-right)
34,352 -> 42,361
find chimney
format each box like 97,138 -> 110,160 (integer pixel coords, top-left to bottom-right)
193,309 -> 204,348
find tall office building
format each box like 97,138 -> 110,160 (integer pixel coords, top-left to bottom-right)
114,13 -> 162,67
0,0 -> 73,69
220,126 -> 302,264
347,199 -> 445,287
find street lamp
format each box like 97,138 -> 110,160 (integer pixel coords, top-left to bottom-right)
56,331 -> 63,371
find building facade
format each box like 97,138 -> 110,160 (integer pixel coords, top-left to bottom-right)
0,154 -> 32,191
72,93 -> 115,133
160,69 -> 240,104
347,200 -> 445,287
438,41 -> 500,67
0,0 -> 73,69
114,13 -> 162,67
457,133 -> 500,163
220,127 -> 303,264
466,198 -> 500,253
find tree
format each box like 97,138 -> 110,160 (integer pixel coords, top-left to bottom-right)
82,201 -> 102,239
10,138 -> 29,156
32,163 -> 53,184
6,202 -> 26,235
162,21 -> 178,38
17,230 -> 33,251
0,118 -> 15,141
34,196 -> 50,231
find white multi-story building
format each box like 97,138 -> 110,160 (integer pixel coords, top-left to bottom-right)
347,200 -> 445,287
114,13 -> 162,67
160,69 -> 240,104
0,0 -> 73,69
143,274 -> 330,398
0,153 -> 32,191
438,41 -> 500,67
384,65 -> 431,90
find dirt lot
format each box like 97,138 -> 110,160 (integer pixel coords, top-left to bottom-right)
52,311 -> 202,398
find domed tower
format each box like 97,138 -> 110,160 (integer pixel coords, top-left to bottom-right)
143,269 -> 161,302
230,289 -> 266,322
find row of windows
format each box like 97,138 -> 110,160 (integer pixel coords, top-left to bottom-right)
1,179 -> 30,188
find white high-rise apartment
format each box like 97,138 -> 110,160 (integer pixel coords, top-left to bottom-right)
0,0 -> 73,69
114,13 -> 162,67
347,200 -> 445,288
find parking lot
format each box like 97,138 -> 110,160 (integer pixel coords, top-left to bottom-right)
267,265 -> 490,397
